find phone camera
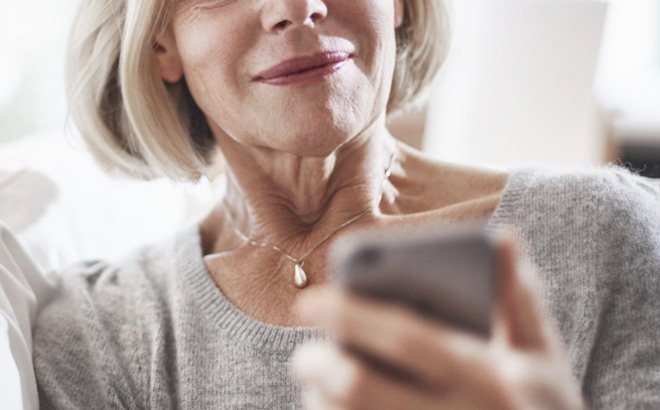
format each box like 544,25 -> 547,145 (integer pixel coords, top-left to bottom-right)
354,246 -> 382,266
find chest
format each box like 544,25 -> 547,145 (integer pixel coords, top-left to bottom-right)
204,247 -> 332,327
148,320 -> 310,409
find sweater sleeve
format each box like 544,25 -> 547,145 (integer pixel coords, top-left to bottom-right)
581,172 -> 660,409
32,260 -> 148,410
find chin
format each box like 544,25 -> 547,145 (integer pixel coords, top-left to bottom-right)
263,97 -> 373,157
269,126 -> 356,158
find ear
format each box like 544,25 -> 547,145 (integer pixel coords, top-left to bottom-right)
154,26 -> 184,84
393,0 -> 404,29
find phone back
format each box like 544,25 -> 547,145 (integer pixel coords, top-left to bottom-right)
332,224 -> 496,336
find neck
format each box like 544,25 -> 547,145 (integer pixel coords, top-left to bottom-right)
214,120 -> 397,255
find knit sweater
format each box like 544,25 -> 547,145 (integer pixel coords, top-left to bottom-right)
33,168 -> 660,409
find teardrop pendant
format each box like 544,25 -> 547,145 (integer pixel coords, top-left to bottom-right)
294,264 -> 308,289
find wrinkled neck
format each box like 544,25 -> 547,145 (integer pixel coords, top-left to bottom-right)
215,124 -> 397,252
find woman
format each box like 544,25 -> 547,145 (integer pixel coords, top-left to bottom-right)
33,0 -> 660,409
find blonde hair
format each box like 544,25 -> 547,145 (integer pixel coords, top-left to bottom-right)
67,0 -> 451,181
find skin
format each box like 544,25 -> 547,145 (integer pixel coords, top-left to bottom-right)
154,0 -> 585,408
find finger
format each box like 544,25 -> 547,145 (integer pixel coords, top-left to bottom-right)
296,288 -> 494,388
292,343 -> 439,410
427,385 -> 514,410
495,237 -> 549,351
301,386 -> 343,410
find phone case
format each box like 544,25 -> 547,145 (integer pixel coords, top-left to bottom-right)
331,223 -> 496,336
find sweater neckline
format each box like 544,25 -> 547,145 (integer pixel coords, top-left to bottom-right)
177,227 -> 330,351
176,169 -> 531,350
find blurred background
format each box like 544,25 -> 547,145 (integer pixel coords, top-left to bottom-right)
0,0 -> 78,145
0,0 -> 659,173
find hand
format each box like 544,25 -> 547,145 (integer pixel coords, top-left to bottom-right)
291,239 -> 586,410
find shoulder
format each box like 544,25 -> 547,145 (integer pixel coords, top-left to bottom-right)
397,145 -> 508,215
497,167 -> 660,406
496,166 -> 660,235
33,256 -> 153,409
514,165 -> 659,201
492,166 -> 660,320
496,166 -> 660,276
36,232 -> 178,329
32,228 -> 194,409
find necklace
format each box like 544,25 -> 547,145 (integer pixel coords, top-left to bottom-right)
220,153 -> 395,289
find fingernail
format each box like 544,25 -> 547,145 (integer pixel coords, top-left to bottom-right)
291,343 -> 328,380
301,385 -> 326,410
291,343 -> 355,398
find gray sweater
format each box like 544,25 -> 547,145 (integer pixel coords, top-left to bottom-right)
33,168 -> 660,409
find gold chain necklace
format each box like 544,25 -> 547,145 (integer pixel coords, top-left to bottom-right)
220,153 -> 394,289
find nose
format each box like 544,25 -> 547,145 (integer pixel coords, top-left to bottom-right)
262,0 -> 328,33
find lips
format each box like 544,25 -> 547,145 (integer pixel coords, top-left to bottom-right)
253,51 -> 352,85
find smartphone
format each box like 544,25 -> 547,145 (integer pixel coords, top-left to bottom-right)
330,222 -> 496,337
